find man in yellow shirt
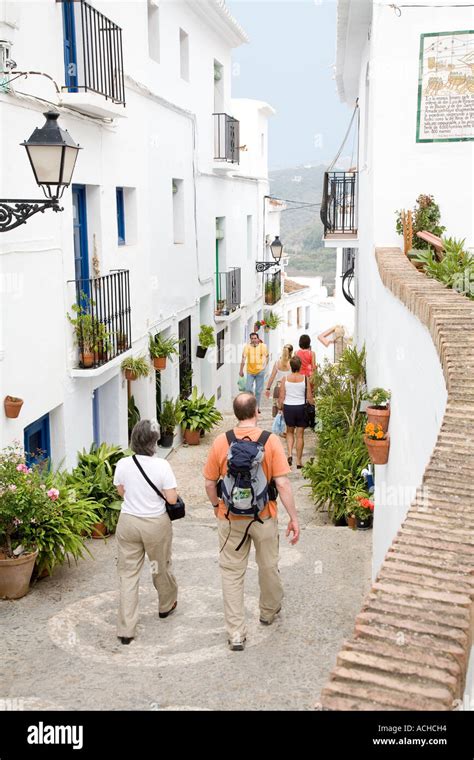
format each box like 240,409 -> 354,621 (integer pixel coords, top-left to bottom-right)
239,332 -> 269,412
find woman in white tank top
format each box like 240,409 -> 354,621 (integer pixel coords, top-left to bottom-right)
265,344 -> 293,421
278,355 -> 314,468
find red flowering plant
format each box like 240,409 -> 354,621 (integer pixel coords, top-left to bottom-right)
344,486 -> 374,520
353,495 -> 375,520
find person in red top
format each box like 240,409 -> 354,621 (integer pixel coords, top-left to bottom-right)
296,334 -> 316,377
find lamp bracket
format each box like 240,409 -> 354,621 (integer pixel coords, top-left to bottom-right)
256,261 -> 279,273
0,198 -> 62,232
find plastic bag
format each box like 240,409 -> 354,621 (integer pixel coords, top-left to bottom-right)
237,376 -> 247,392
272,412 -> 286,435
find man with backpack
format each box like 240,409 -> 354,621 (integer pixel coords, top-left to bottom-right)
203,392 -> 300,651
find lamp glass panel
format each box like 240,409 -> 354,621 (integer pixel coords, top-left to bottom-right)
61,146 -> 79,185
26,145 -> 63,184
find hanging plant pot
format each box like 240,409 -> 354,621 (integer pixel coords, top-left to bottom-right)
196,345 -> 208,359
91,522 -> 110,539
364,434 -> 390,465
366,405 -> 390,433
4,396 -> 24,419
124,369 -> 138,381
356,515 -> 373,530
184,428 -> 201,445
80,351 -> 95,368
159,433 -> 175,448
0,550 -> 38,600
153,357 -> 167,370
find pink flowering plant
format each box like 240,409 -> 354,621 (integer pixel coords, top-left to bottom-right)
0,445 -> 99,574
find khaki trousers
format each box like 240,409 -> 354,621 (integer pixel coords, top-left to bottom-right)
116,512 -> 178,638
217,517 -> 283,638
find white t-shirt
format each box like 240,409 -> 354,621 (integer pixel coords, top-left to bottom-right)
113,455 -> 177,518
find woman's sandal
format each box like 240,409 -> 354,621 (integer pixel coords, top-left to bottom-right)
287,456 -> 293,466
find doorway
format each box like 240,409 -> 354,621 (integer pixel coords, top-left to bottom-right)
179,316 -> 192,399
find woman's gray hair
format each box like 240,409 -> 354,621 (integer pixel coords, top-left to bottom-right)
130,419 -> 160,456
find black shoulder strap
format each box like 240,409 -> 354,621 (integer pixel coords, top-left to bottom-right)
257,430 -> 272,447
225,430 -> 237,446
132,455 -> 165,501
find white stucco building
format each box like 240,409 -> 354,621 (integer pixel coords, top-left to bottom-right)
319,0 -> 474,708
0,0 -> 278,468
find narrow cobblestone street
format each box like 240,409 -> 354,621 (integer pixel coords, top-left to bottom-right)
2,400 -> 372,711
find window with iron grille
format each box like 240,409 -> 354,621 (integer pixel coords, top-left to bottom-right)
217,329 -> 225,369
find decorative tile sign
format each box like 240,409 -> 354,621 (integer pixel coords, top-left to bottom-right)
417,30 -> 474,142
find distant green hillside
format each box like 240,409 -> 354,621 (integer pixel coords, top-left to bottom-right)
269,165 -> 337,294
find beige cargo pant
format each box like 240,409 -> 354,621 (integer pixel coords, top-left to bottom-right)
116,512 -> 178,638
217,516 -> 283,639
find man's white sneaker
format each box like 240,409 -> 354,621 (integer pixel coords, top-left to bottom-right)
228,633 -> 246,651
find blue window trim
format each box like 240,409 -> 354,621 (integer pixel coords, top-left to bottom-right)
72,185 -> 90,301
24,414 -> 51,468
62,0 -> 78,92
116,188 -> 126,245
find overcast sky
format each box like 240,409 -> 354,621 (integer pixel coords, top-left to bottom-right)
226,0 -> 350,170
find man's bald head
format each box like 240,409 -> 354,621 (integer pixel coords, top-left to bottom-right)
233,392 -> 257,421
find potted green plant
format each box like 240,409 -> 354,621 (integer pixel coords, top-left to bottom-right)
353,495 -> 374,530
121,355 -> 151,381
66,443 -> 130,538
396,194 -> 446,251
4,396 -> 24,419
149,334 -> 180,370
116,330 -> 129,353
365,387 -> 391,432
180,386 -> 223,445
67,294 -> 110,368
196,325 -> 215,358
128,395 -> 140,440
159,398 -> 183,448
364,422 -> 390,465
263,310 -> 283,330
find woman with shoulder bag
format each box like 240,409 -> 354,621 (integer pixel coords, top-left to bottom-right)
113,420 -> 180,644
278,355 -> 314,469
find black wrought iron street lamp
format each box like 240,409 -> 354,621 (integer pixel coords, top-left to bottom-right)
256,235 -> 284,272
0,111 -> 81,232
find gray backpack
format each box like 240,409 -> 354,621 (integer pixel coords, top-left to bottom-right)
218,430 -> 277,550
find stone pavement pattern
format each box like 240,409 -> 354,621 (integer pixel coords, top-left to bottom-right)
2,399 -> 372,711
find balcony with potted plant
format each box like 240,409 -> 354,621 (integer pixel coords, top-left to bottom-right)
149,334 -> 180,371
67,276 -> 132,376
214,267 -> 241,321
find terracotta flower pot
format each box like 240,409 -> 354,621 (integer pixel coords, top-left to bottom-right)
91,522 -> 109,539
184,428 -> 201,445
80,351 -> 95,368
364,434 -> 390,465
0,550 -> 38,599
153,357 -> 167,370
124,369 -> 137,381
347,515 -> 357,530
4,397 -> 23,418
366,405 -> 390,433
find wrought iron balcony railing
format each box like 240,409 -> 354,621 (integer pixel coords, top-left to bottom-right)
215,267 -> 241,313
69,269 -> 131,369
60,0 -> 125,105
320,171 -> 357,236
213,113 -> 240,164
264,269 -> 282,306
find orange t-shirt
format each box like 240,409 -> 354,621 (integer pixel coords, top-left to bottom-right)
203,426 -> 290,520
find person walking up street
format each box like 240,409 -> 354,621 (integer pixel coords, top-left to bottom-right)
265,343 -> 293,419
239,332 -> 269,412
296,334 -> 317,378
203,392 -> 300,651
278,355 -> 314,469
